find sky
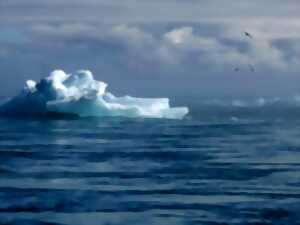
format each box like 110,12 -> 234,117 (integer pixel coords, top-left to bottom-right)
1,0 -> 300,100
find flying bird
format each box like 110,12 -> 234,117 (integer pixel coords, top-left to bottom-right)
233,31 -> 255,72
244,31 -> 253,39
234,67 -> 240,72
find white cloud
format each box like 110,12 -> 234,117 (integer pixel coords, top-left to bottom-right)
27,23 -> 300,73
161,26 -> 300,73
164,27 -> 193,45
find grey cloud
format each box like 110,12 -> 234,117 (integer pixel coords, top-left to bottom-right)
2,0 -> 300,42
1,0 -> 300,24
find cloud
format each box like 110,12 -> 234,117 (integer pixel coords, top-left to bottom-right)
164,27 -> 194,45
31,23 -> 154,46
3,22 -> 300,75
160,27 -> 295,72
1,0 -> 300,98
1,0 -> 300,25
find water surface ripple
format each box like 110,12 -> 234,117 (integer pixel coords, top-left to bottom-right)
0,115 -> 300,225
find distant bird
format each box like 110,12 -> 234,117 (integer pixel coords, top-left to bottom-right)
244,31 -> 253,39
234,67 -> 240,72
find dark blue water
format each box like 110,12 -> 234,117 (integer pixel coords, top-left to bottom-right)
1,104 -> 300,225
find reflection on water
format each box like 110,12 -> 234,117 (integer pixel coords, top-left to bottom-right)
0,112 -> 300,224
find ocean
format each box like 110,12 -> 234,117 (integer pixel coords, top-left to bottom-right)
0,102 -> 300,225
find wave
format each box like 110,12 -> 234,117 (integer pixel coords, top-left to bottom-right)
0,70 -> 188,119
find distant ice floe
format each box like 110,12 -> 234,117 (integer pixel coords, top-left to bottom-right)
202,96 -> 300,108
0,70 -> 189,119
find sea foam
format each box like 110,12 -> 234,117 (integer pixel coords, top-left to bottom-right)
0,70 -> 188,119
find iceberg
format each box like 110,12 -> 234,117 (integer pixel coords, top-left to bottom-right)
0,70 -> 189,119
